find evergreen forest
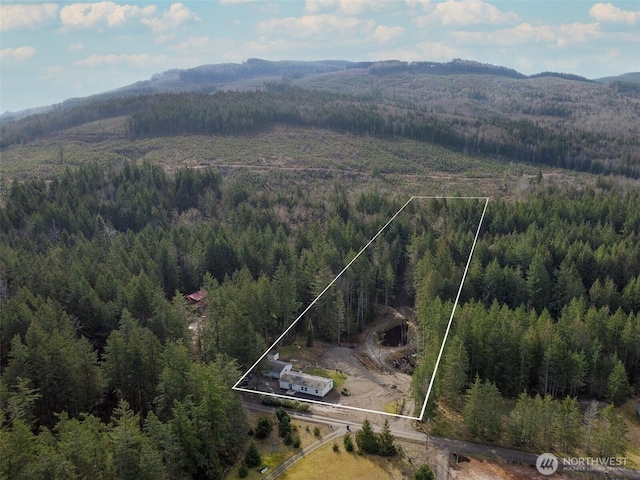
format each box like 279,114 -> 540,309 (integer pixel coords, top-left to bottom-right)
1,65 -> 639,478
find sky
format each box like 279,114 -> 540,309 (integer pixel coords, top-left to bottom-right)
1,0 -> 639,113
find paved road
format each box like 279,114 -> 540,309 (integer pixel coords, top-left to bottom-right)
246,401 -> 640,479
431,436 -> 538,464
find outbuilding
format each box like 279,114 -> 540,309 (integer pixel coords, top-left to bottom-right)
279,371 -> 333,398
265,351 -> 293,379
267,360 -> 292,379
185,289 -> 207,304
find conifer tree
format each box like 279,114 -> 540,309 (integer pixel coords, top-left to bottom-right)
355,418 -> 378,454
414,464 -> 435,480
244,441 -> 262,468
606,359 -> 631,406
377,419 -> 397,456
556,397 -> 583,453
463,375 -> 503,441
595,405 -> 627,457
343,431 -> 354,452
306,319 -> 314,347
439,335 -> 469,409
238,460 -> 248,478
255,418 -> 273,439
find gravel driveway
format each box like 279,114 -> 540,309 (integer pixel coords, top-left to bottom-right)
318,345 -> 413,416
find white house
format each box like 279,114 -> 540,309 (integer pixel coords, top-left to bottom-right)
267,359 -> 292,379
279,371 -> 333,398
265,351 -> 292,379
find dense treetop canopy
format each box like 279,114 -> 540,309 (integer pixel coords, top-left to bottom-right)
0,133 -> 638,477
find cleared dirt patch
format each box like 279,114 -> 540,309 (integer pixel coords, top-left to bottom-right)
454,458 -> 577,479
318,346 -> 413,416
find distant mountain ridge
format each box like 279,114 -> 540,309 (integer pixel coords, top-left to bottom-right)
1,57 -> 638,180
595,72 -> 640,84
2,58 -> 635,122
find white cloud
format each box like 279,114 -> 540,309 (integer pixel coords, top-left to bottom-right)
154,33 -> 176,44
141,3 -> 200,33
370,25 -> 405,44
554,22 -> 602,46
589,3 -> 639,25
305,0 -> 337,12
405,0 -> 432,10
169,36 -> 301,65
73,53 -> 167,68
453,22 -> 601,47
69,43 -> 84,51
416,41 -> 459,59
0,46 -> 37,61
0,3 -> 58,31
171,36 -> 239,62
257,14 -> 376,40
171,35 -> 224,53
58,2 -> 199,33
305,0 -> 385,15
219,0 -> 281,14
59,2 -> 156,30
257,14 -> 402,45
415,0 -> 518,27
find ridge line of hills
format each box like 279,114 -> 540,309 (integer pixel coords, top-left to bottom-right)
1,57 -> 639,181
1,58 -> 638,121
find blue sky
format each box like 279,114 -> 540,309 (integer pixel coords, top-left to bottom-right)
1,0 -> 638,113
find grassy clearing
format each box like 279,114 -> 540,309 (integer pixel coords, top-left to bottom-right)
303,367 -> 347,388
225,438 -> 294,480
278,441 -> 408,480
384,398 -> 407,415
384,402 -> 396,415
226,416 -> 332,479
277,341 -> 327,368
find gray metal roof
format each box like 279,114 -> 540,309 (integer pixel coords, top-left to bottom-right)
268,360 -> 291,373
280,371 -> 333,390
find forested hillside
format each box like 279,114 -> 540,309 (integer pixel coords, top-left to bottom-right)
0,158 -> 639,476
1,60 -> 639,477
2,61 -> 639,178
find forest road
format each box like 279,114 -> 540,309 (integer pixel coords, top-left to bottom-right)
362,305 -> 414,374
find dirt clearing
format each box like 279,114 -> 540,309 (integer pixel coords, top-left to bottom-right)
318,346 -> 414,416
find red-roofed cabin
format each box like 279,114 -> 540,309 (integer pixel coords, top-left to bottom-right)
186,289 -> 207,305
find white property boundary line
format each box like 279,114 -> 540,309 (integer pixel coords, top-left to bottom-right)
233,196 -> 490,421
418,196 -> 489,419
